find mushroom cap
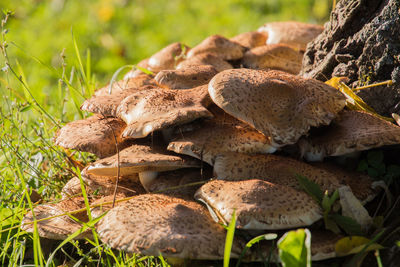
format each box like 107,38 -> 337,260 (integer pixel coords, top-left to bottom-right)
187,35 -> 245,60
177,53 -> 233,72
85,143 -> 201,177
208,69 -> 346,146
168,120 -> 275,165
241,44 -> 303,74
22,197 -> 91,240
148,42 -> 189,72
195,179 -> 322,230
54,115 -> 128,158
81,85 -> 157,117
230,31 -> 268,49
93,75 -> 155,96
96,194 -> 243,259
117,86 -> 213,139
90,193 -> 131,218
258,21 -> 323,51
154,65 -> 218,89
299,110 -> 400,161
213,152 -> 341,193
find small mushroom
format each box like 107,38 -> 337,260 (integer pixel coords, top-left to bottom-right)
298,110 -> 400,161
54,115 -> 128,158
241,44 -> 304,74
155,65 -> 218,89
258,21 -> 323,51
187,35 -> 245,60
96,194 -> 244,259
208,69 -> 346,146
195,179 -> 322,229
177,53 -> 233,72
147,42 -> 190,72
230,31 -> 268,49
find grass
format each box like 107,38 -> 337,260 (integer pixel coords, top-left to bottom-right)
5,0 -> 399,266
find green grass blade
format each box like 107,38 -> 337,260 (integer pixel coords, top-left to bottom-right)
235,233 -> 277,267
224,210 -> 236,267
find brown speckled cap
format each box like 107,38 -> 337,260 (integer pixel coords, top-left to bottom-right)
155,65 -> 218,89
208,69 -> 346,146
195,179 -> 322,229
299,110 -> 400,161
93,75 -> 155,96
147,42 -> 190,72
96,194 -> 244,259
117,86 -> 213,139
241,44 -> 303,74
168,120 -> 275,165
188,35 -> 245,60
85,143 -> 201,177
54,115 -> 128,158
258,21 -> 323,51
21,197 -> 91,240
177,53 -> 233,72
230,31 -> 268,49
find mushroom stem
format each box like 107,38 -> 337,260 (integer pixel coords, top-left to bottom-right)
139,171 -> 159,192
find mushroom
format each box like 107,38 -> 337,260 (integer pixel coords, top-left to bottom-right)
208,69 -> 346,146
96,194 -> 244,259
257,21 -> 323,51
230,31 -> 268,49
298,110 -> 400,161
177,53 -> 233,72
147,42 -> 190,72
54,115 -> 128,158
93,75 -> 155,96
241,44 -> 304,74
154,65 -> 218,89
187,35 -> 245,60
117,86 -> 213,139
194,179 -> 322,230
123,59 -> 151,79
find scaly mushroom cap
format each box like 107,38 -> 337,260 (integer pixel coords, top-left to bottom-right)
241,44 -> 303,74
230,31 -> 268,49
54,115 -> 128,158
22,197 -> 91,240
168,120 -> 275,165
148,42 -> 189,72
208,69 -> 346,146
85,143 -> 201,177
195,179 -> 322,230
90,193 -> 131,218
96,194 -> 243,259
154,65 -> 218,89
117,86 -> 213,139
81,85 -> 156,117
299,110 -> 400,161
94,75 -> 155,96
187,35 -> 245,60
258,21 -> 323,51
177,53 -> 233,72
213,152 -> 341,193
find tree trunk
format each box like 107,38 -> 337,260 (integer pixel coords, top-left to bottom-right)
301,0 -> 400,116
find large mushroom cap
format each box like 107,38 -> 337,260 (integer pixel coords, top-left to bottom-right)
195,179 -> 322,230
299,110 -> 400,161
258,21 -> 323,51
241,44 -> 303,74
208,69 -> 346,146
148,42 -> 189,72
54,115 -> 128,158
96,194 -> 243,259
117,86 -> 213,139
177,53 -> 233,72
155,65 -> 218,89
230,31 -> 268,49
187,35 -> 245,60
85,143 -> 200,177
22,197 -> 91,240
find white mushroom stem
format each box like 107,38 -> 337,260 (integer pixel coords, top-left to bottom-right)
338,186 -> 373,231
139,171 -> 159,192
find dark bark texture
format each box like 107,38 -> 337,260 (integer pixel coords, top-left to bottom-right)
301,0 -> 400,115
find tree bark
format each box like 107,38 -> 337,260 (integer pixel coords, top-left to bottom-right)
301,0 -> 400,116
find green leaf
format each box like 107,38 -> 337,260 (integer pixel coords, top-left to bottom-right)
367,151 -> 384,167
324,216 -> 341,234
235,233 -> 278,267
357,160 -> 369,172
330,214 -> 363,236
296,174 -> 323,203
387,165 -> 400,178
278,228 -> 311,267
224,210 -> 236,267
19,103 -> 32,112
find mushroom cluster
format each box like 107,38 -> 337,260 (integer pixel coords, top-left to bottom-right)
22,21 -> 400,263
